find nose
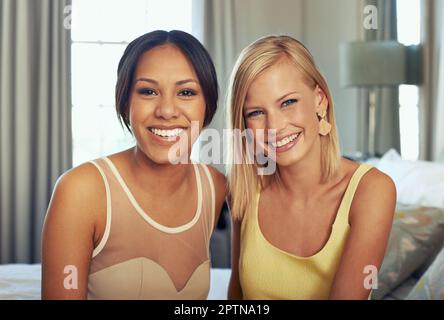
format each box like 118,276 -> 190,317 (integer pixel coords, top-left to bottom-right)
266,109 -> 287,134
154,95 -> 179,120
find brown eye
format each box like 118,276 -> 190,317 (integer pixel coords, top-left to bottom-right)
178,89 -> 196,97
138,88 -> 157,96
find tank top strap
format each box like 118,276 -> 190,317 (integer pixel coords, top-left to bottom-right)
89,157 -> 111,178
334,163 -> 374,229
88,157 -> 120,188
194,163 -> 216,245
88,158 -> 113,258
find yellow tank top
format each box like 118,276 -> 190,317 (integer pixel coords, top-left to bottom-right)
239,163 -> 374,299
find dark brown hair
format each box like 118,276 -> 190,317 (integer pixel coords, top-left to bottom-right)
116,30 -> 219,132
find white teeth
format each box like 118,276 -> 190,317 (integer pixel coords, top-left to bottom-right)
271,133 -> 300,148
150,127 -> 184,137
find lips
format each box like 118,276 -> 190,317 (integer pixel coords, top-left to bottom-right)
265,131 -> 302,154
271,132 -> 301,148
147,126 -> 188,143
149,127 -> 184,138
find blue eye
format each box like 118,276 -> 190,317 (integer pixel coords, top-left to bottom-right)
179,89 -> 196,97
246,110 -> 264,118
138,88 -> 157,96
282,99 -> 298,107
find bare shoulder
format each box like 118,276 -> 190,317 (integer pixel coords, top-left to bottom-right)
355,165 -> 396,199
55,161 -> 105,201
47,161 -> 106,225
349,163 -> 397,225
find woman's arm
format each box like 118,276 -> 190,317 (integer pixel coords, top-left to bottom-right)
329,168 -> 396,300
228,212 -> 243,300
42,164 -> 104,299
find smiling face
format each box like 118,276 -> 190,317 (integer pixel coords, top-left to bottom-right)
129,44 -> 205,164
244,57 -> 328,167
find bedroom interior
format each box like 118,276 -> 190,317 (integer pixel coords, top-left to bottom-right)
1,0 -> 444,300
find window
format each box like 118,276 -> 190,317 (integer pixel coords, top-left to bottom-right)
71,0 -> 193,166
397,0 -> 421,160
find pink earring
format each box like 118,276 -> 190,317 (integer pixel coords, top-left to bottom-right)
317,110 -> 331,136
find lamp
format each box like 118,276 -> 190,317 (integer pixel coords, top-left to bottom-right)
339,41 -> 421,157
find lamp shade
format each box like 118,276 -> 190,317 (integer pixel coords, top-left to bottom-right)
339,41 -> 407,87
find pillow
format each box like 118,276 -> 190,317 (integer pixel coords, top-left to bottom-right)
407,246 -> 444,300
371,204 -> 444,300
377,149 -> 444,209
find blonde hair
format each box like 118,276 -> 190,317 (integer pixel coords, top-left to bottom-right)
226,35 -> 341,221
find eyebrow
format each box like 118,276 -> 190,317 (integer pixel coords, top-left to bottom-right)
275,90 -> 300,103
135,77 -> 198,85
244,105 -> 258,112
244,90 -> 301,111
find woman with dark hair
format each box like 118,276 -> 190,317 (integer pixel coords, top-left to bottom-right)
42,30 -> 226,300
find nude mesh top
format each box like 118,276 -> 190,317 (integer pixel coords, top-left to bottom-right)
86,157 -> 215,300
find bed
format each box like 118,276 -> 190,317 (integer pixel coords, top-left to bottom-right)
0,265 -> 232,300
1,149 -> 444,300
364,149 -> 444,299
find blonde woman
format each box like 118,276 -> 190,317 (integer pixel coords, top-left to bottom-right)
227,35 -> 396,300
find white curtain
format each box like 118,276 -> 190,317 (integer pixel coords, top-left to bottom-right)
199,0 -> 238,174
435,2 -> 444,162
362,0 -> 400,156
0,0 -> 72,263
420,0 -> 444,162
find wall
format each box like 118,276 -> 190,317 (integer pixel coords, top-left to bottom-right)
303,0 -> 365,156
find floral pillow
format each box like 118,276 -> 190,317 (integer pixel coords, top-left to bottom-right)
371,205 -> 444,300
407,246 -> 444,299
